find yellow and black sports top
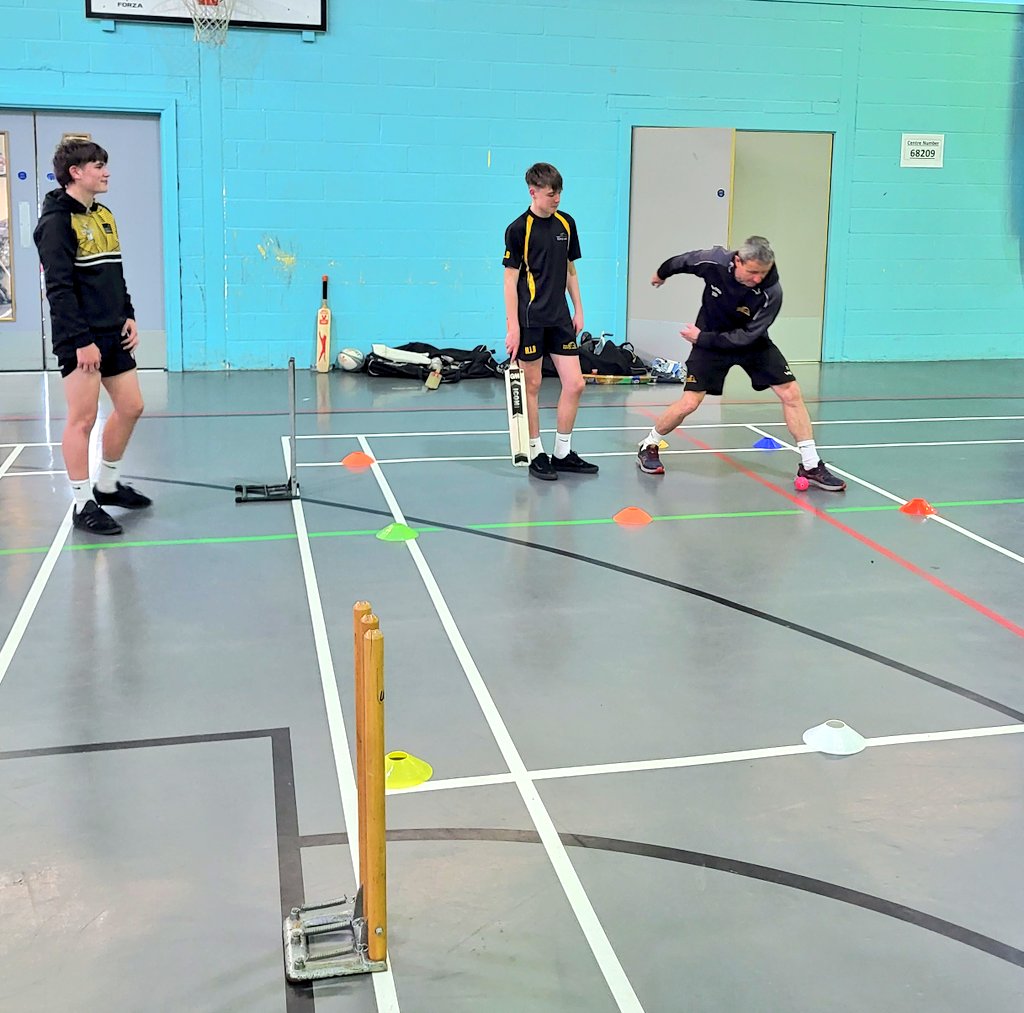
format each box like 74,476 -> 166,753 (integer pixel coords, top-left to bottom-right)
503,209 -> 581,327
33,188 -> 136,353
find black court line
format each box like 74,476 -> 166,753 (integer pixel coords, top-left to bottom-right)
298,827 -> 1024,970
0,729 -> 315,1013
126,474 -> 1024,725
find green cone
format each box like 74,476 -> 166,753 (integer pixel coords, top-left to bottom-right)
376,522 -> 418,542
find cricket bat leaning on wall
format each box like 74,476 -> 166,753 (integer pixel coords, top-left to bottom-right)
315,274 -> 332,372
504,365 -> 530,467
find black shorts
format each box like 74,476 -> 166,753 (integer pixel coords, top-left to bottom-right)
683,341 -> 794,396
57,332 -> 138,379
517,323 -> 579,362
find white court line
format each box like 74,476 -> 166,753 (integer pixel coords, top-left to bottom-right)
298,456 -> 508,467
296,436 -> 1024,469
759,415 -> 1024,427
293,414 -> 1024,442
0,441 -> 61,449
1,469 -> 67,477
395,722 -> 1024,796
746,424 -> 1024,566
798,439 -> 1024,450
0,445 -> 26,479
0,504 -> 74,692
359,434 -> 645,1013
391,771 -> 515,794
280,436 -> 402,1013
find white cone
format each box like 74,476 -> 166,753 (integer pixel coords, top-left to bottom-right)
802,719 -> 866,756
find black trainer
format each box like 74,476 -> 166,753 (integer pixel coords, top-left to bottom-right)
551,450 -> 599,474
637,443 -> 665,475
73,500 -> 123,536
93,481 -> 153,509
528,452 -> 557,481
798,461 -> 846,492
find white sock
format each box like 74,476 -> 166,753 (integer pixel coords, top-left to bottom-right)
797,440 -> 819,469
96,458 -> 122,493
529,437 -> 545,460
553,432 -> 571,459
641,426 -> 663,448
70,478 -> 93,511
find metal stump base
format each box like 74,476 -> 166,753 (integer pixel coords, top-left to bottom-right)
283,893 -> 387,981
235,357 -> 301,506
234,479 -> 300,503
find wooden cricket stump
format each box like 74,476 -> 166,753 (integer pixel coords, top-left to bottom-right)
281,603 -> 388,980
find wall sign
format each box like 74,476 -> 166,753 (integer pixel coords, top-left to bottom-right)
900,134 -> 944,168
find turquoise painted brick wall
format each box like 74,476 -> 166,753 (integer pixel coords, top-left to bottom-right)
1,0 -> 1022,367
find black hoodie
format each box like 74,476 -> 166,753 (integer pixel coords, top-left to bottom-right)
33,189 -> 135,355
655,246 -> 782,353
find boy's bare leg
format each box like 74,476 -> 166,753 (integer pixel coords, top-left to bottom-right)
62,369 -> 102,481
548,354 -> 597,473
550,353 -> 586,435
100,369 -> 145,462
518,357 -> 544,440
63,367 -> 126,533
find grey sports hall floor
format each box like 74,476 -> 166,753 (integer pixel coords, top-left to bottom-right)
1,360 -> 1023,1013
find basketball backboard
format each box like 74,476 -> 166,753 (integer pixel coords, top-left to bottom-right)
84,0 -> 326,32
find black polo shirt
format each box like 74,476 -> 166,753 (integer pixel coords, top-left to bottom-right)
503,209 -> 581,327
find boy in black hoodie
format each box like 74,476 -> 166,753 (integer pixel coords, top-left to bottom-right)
636,236 -> 845,492
34,139 -> 151,535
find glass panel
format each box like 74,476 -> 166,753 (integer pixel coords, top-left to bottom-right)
0,131 -> 13,321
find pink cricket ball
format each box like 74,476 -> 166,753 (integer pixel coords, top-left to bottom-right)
794,475 -> 810,491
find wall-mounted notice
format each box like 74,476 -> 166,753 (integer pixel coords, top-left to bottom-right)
900,134 -> 944,169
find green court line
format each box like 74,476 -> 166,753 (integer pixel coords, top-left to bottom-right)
469,516 -> 618,529
0,528 -> 380,556
1,498 -> 1021,557
471,498 -> 1024,529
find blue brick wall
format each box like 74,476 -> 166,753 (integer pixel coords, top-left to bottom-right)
1,0 -> 1022,367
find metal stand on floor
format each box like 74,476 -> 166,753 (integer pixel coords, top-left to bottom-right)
283,889 -> 385,980
235,357 -> 300,503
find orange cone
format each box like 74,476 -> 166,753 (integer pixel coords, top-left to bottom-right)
900,497 -> 936,517
614,506 -> 652,527
342,451 -> 375,470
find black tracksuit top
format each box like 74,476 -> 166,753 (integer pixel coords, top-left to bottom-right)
656,246 -> 782,353
34,188 -> 136,355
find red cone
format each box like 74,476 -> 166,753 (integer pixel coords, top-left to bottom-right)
342,451 -> 375,470
614,506 -> 652,527
900,497 -> 936,517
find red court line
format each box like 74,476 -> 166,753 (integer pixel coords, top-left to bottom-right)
668,427 -> 1024,640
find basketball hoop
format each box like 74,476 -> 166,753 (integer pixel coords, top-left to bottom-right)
182,0 -> 237,46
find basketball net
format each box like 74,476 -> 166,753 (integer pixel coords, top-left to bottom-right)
182,0 -> 237,46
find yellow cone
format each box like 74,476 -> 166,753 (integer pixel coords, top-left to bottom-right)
384,751 -> 433,790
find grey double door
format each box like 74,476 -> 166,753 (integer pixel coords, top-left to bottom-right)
627,127 -> 833,365
0,110 -> 166,371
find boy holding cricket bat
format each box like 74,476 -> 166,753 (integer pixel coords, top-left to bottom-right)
502,163 -> 598,481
